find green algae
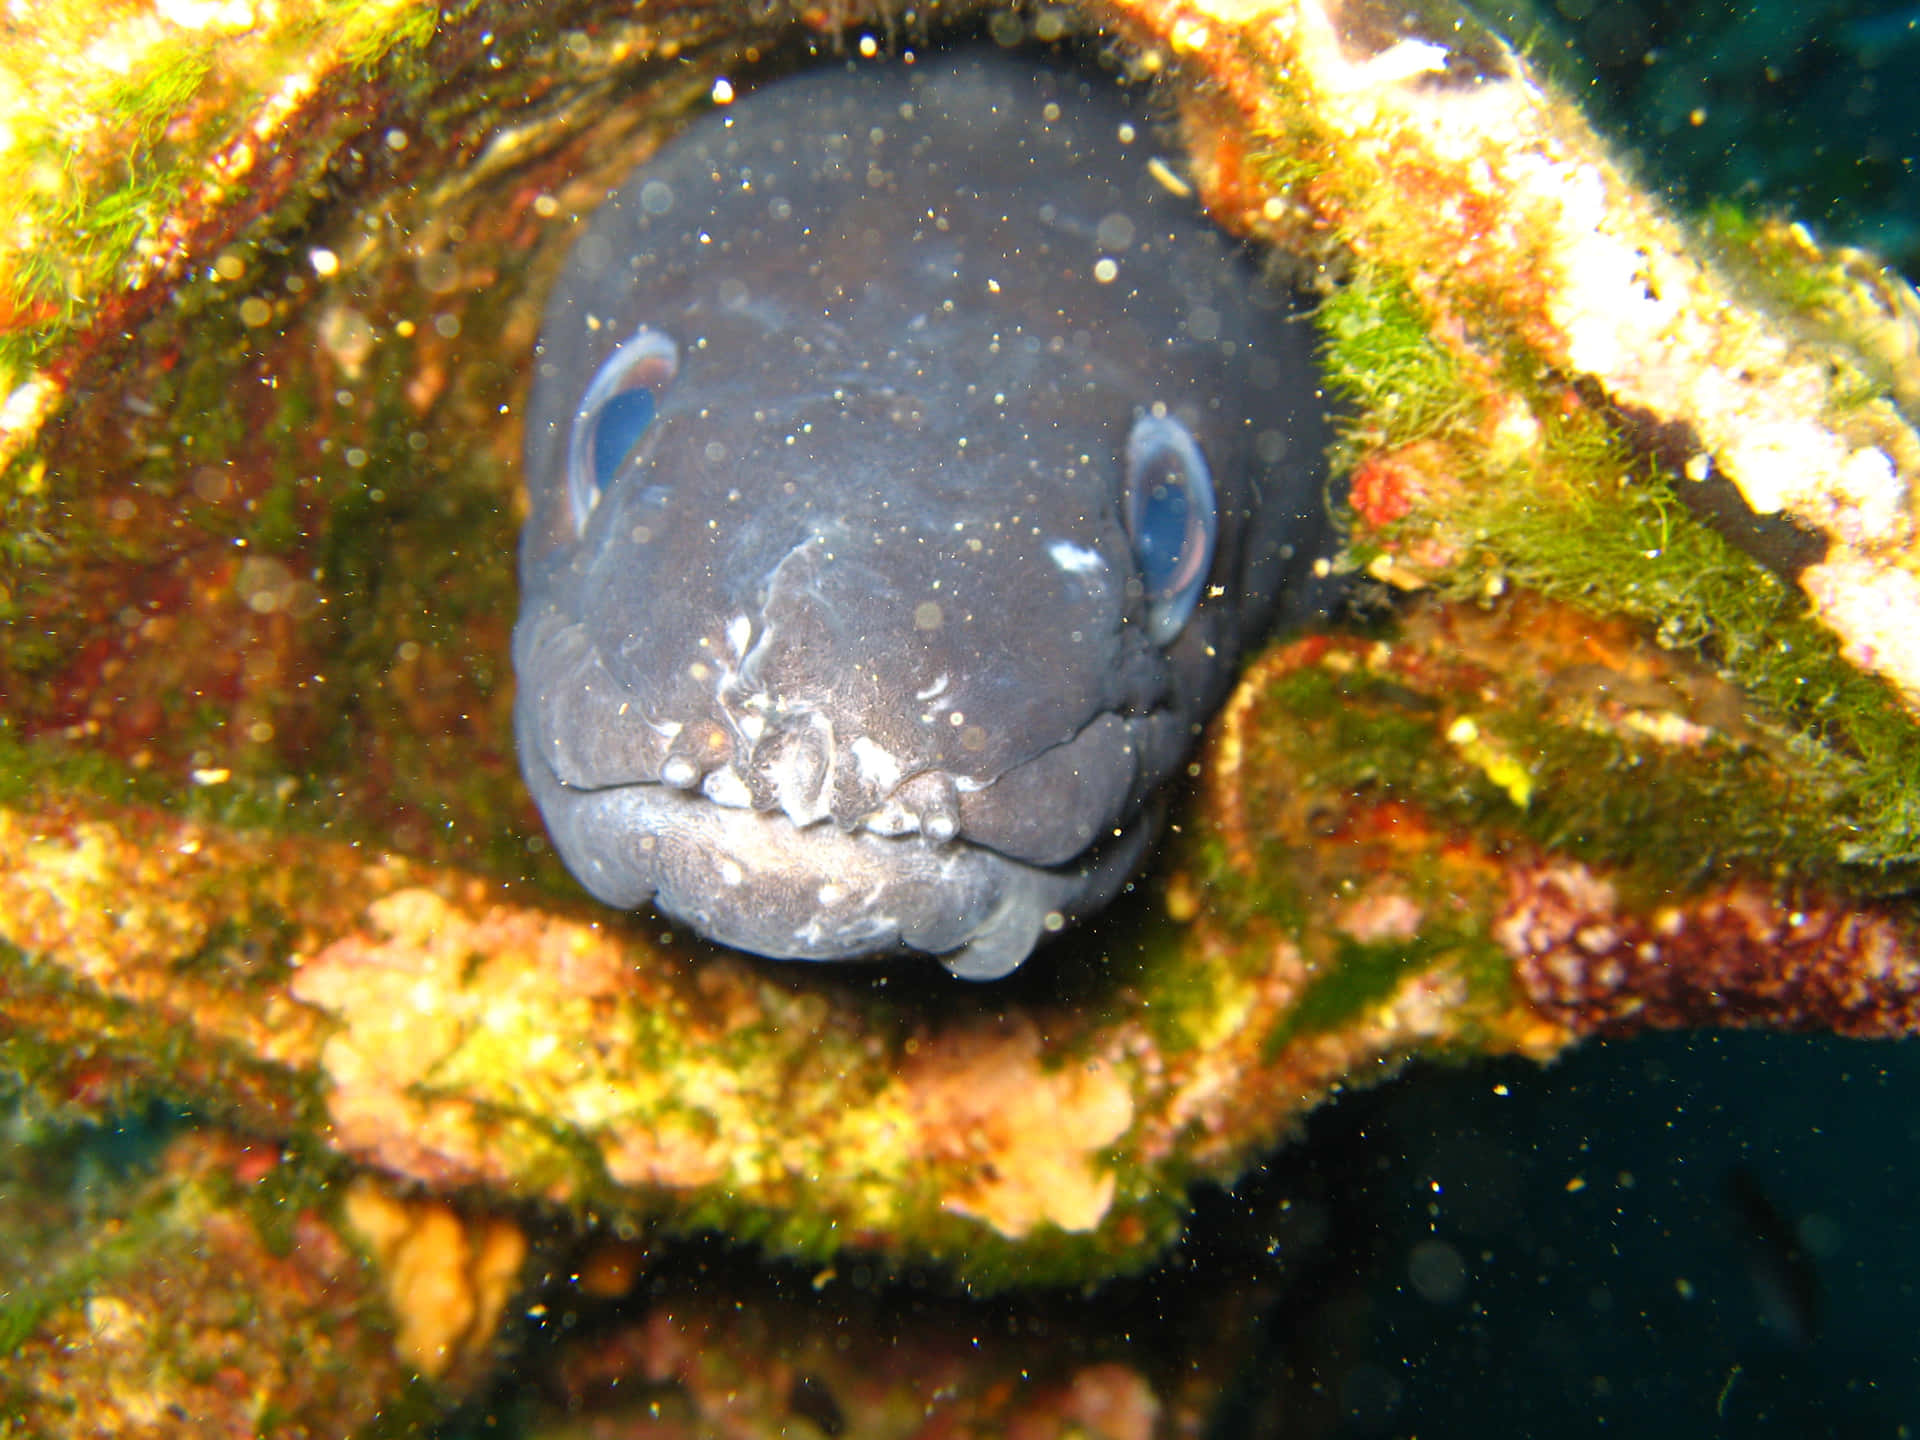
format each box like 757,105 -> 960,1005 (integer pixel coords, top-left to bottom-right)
1701,200 -> 1851,313
0,1118 -> 420,1437
1248,639 -> 1905,902
1269,929 -> 1502,1057
1256,666 -> 1454,813
243,1140 -> 348,1260
0,1098 -> 181,1363
1466,457 -> 1920,875
0,945 -> 172,1119
0,0 -> 455,392
1265,1 -> 1920,895
0,724 -> 315,846
0,172 -> 548,883
0,939 -> 331,1139
1301,228 -> 1920,892
340,0 -> 449,74
0,1223 -> 146,1363
1108,904 -> 1238,1054
1478,701 -> 1851,887
1316,270 -> 1471,446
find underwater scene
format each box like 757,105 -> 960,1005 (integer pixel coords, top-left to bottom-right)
2,0 -> 1918,1435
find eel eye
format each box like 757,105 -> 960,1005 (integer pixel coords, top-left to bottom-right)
566,326 -> 679,534
1123,411 -> 1217,644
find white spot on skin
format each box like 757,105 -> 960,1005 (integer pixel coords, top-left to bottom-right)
726,614 -> 753,659
861,798 -> 915,836
791,876 -> 895,948
703,765 -> 753,809
1047,539 -> 1105,576
849,736 -> 904,793
718,858 -> 745,886
915,673 -> 949,702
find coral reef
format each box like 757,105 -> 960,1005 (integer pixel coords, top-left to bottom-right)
4,0 -> 1920,1431
0,1126 -> 421,1436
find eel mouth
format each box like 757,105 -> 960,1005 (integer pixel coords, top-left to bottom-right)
662,699 -> 1150,872
522,765 -> 1153,980
517,602 -> 1163,875
513,579 -> 1178,974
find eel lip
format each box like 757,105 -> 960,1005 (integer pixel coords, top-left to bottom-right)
527,768 -> 1151,979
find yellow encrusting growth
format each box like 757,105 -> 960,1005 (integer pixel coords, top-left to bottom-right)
342,1177 -> 527,1383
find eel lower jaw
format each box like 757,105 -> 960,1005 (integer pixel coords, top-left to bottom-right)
526,769 -> 1155,979
519,609 -> 1167,866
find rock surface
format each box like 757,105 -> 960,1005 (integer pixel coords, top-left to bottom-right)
4,0 -> 1920,1429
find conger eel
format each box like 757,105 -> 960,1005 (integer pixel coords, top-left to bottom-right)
514,47 -> 1329,979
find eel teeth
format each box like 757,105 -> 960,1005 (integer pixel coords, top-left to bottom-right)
659,719 -> 731,788
747,709 -> 835,827
860,769 -> 962,844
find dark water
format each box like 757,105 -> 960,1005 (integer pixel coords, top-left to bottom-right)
1528,0 -> 1920,269
1203,1031 -> 1920,1437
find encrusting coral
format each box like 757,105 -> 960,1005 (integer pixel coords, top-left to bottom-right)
4,0 -> 1920,1428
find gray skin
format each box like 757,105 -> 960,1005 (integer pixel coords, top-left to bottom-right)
515,48 -> 1328,979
